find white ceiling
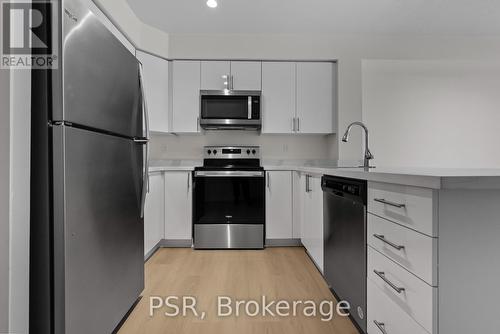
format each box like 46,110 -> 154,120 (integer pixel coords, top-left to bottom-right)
126,0 -> 500,35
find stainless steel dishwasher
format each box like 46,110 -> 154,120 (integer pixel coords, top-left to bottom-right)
322,175 -> 367,333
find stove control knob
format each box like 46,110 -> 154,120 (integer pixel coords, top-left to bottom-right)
252,149 -> 256,155
213,149 -> 218,155
246,149 -> 251,155
207,149 -> 212,155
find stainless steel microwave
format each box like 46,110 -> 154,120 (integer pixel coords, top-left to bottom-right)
200,90 -> 261,130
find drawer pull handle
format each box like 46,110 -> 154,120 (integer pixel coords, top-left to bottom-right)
373,234 -> 405,251
374,198 -> 406,208
374,320 -> 388,334
373,270 -> 406,293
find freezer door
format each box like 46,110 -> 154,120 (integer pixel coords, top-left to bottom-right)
52,125 -> 144,334
59,0 -> 142,138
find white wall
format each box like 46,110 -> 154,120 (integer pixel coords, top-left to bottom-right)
0,68 -> 10,333
150,133 -> 331,160
363,60 -> 500,168
93,0 -> 169,58
168,34 -> 500,162
8,68 -> 31,334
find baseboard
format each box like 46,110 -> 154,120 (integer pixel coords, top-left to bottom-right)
265,238 -> 302,247
146,239 -> 301,260
160,239 -> 193,248
144,240 -> 163,261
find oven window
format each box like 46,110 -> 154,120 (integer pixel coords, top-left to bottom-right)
201,96 -> 251,119
194,176 -> 265,224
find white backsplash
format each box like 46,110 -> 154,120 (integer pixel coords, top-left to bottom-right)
150,132 -> 338,160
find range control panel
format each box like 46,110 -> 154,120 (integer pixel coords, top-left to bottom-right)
203,146 -> 261,159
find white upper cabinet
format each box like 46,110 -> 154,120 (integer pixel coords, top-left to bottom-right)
231,61 -> 262,90
170,60 -> 335,134
296,62 -> 335,134
261,62 -> 296,133
137,51 -> 169,133
164,171 -> 192,240
201,61 -> 261,91
172,60 -> 201,133
265,171 -> 293,239
200,61 -> 231,90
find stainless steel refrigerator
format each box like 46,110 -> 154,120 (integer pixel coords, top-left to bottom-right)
30,0 -> 149,333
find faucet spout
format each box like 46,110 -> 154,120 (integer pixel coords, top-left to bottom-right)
341,121 -> 374,168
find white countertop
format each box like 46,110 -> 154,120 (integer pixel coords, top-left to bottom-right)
149,159 -> 500,189
149,159 -> 201,172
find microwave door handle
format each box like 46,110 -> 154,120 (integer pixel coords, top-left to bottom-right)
248,96 -> 252,119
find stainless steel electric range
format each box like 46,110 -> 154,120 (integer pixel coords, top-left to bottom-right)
193,146 -> 265,249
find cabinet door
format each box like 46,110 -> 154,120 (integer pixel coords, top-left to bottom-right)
296,62 -> 334,134
309,175 -> 324,273
301,174 -> 324,272
265,171 -> 293,239
231,61 -> 261,90
172,61 -> 200,133
136,51 -> 169,133
301,174 -> 312,252
261,62 -> 296,134
200,60 -> 231,90
292,171 -> 302,238
144,172 -> 165,255
164,172 -> 192,240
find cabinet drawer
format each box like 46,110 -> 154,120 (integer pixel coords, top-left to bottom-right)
368,182 -> 437,237
368,247 -> 437,333
368,279 -> 430,334
368,214 -> 437,286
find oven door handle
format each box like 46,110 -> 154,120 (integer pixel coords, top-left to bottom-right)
194,171 -> 265,177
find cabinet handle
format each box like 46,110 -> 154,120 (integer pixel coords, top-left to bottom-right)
373,320 -> 387,334
231,75 -> 234,90
248,96 -> 252,119
305,175 -> 310,193
222,74 -> 230,90
373,270 -> 405,293
267,172 -> 270,189
187,173 -> 190,191
197,117 -> 199,132
373,234 -> 405,251
297,118 -> 300,132
292,117 -> 296,132
374,198 -> 406,208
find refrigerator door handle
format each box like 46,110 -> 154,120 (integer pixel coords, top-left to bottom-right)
138,62 -> 150,218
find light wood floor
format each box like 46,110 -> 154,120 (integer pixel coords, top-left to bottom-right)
117,247 -> 359,334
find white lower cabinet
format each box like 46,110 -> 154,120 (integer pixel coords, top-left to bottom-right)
265,171 -> 293,239
368,247 -> 437,333
300,173 -> 323,272
164,171 -> 192,240
292,171 -> 302,238
368,279 -> 429,334
144,172 -> 165,256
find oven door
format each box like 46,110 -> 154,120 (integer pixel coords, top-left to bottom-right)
193,170 -> 265,249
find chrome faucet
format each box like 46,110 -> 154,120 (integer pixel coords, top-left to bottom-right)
342,121 -> 374,168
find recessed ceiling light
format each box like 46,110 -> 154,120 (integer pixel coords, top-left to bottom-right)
206,0 -> 217,8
